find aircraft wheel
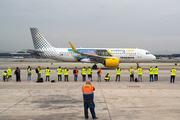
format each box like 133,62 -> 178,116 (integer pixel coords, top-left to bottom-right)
92,65 -> 97,69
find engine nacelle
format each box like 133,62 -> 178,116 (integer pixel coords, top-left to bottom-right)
103,58 -> 119,67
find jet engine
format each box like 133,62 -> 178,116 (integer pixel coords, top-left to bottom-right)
103,58 -> 119,67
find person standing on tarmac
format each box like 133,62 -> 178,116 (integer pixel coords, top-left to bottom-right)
105,73 -> 110,82
82,67 -> 86,82
170,68 -> 176,83
64,67 -> 69,82
154,66 -> 158,81
97,67 -> 102,82
36,66 -> 41,81
14,67 -> 21,82
115,67 -> 121,81
45,67 -> 50,82
129,67 -> 134,82
57,66 -> 62,81
27,66 -> 32,82
7,67 -> 12,82
149,67 -> 154,82
81,80 -> 98,119
137,67 -> 142,82
73,67 -> 78,82
87,67 -> 92,81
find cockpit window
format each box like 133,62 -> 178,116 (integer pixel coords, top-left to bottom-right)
146,52 -> 150,55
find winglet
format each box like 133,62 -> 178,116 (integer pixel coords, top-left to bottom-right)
68,41 -> 77,52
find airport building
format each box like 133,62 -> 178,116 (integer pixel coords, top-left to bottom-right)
0,51 -> 40,59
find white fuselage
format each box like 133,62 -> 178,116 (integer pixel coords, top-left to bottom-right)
38,47 -> 156,63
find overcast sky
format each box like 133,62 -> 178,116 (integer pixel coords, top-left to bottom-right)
0,0 -> 180,53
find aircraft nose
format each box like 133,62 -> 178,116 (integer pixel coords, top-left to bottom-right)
151,55 -> 156,60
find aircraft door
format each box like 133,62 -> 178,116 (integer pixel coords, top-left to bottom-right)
137,49 -> 142,58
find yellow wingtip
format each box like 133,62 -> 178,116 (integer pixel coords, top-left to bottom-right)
68,41 -> 77,52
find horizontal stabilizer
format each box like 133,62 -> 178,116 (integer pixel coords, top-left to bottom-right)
26,49 -> 44,55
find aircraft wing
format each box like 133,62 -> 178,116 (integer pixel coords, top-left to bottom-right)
26,49 -> 43,56
68,42 -> 111,61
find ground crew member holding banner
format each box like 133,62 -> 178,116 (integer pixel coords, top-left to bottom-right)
45,67 -> 50,82
27,66 -> 31,82
170,68 -> 176,83
82,67 -> 86,82
105,73 -> 110,82
149,67 -> 154,82
87,67 -> 92,81
2,71 -> 8,82
7,67 -> 12,82
115,67 -> 121,81
129,67 -> 134,82
57,66 -> 62,81
138,67 -> 142,82
73,67 -> 78,82
81,80 -> 98,119
97,67 -> 102,82
64,67 -> 69,82
154,66 -> 158,81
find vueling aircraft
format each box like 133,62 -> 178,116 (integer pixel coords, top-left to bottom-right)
27,28 -> 156,69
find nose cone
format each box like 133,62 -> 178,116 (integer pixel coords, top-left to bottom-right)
151,55 -> 156,60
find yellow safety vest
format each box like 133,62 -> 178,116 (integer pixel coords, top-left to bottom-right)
116,68 -> 121,75
149,68 -> 154,75
2,73 -> 8,78
64,69 -> 68,75
171,69 -> 176,76
27,68 -> 31,74
154,68 -> 158,75
57,68 -> 62,75
87,68 -> 92,75
130,69 -> 134,75
38,68 -> 41,73
82,68 -> 86,75
105,75 -> 109,80
138,68 -> 142,75
46,69 -> 50,76
7,69 -> 12,76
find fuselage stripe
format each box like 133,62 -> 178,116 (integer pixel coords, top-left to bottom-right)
67,50 -> 78,61
107,49 -> 114,57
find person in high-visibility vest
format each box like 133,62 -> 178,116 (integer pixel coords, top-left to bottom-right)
2,71 -> 8,82
154,66 -> 158,81
87,67 -> 92,81
73,67 -> 78,82
36,66 -> 41,81
170,68 -> 176,83
81,80 -> 98,119
64,67 -> 69,82
104,73 -> 110,82
7,67 -> 12,82
27,66 -> 31,82
137,67 -> 142,82
57,66 -> 62,81
149,67 -> 154,82
45,67 -> 50,82
82,67 -> 86,82
129,67 -> 134,82
97,67 -> 102,82
115,67 -> 121,81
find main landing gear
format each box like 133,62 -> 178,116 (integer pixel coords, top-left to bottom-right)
92,64 -> 97,69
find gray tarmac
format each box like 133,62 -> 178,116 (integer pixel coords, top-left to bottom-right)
0,62 -> 180,120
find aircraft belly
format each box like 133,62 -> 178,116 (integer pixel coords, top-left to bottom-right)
62,56 -> 77,62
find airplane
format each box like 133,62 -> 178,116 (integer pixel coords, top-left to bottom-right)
27,28 -> 156,69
